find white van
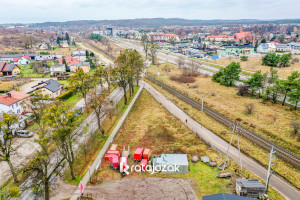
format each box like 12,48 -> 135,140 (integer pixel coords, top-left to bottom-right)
17,130 -> 34,138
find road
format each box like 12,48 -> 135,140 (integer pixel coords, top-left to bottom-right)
142,80 -> 300,200
14,87 -> 124,200
77,42 -> 113,65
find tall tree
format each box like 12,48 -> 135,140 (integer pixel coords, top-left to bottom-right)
141,33 -> 150,58
212,62 -> 242,86
68,68 -> 91,106
0,113 -> 18,183
43,102 -> 77,180
149,44 -> 158,65
247,70 -> 264,96
280,71 -> 300,105
288,80 -> 300,110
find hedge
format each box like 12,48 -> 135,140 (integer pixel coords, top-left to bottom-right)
57,90 -> 73,100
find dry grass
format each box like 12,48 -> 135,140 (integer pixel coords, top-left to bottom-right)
147,63 -> 300,156
147,79 -> 300,190
207,55 -> 300,78
94,90 -> 284,199
0,81 -> 17,91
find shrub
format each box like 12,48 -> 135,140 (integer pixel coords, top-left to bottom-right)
237,85 -> 249,96
170,75 -> 196,83
244,103 -> 255,115
57,90 -> 73,100
9,186 -> 20,197
291,121 -> 300,139
240,56 -> 248,62
262,53 -> 280,67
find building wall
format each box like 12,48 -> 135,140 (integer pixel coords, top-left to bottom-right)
0,102 -> 23,114
41,88 -> 62,98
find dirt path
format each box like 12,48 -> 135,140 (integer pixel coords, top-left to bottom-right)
81,177 -> 197,200
50,177 -> 77,200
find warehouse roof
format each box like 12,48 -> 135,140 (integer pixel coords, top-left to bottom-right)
203,193 -> 253,200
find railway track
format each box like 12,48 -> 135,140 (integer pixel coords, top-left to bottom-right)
146,75 -> 300,170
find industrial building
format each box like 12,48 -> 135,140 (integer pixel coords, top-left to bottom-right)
235,179 -> 266,198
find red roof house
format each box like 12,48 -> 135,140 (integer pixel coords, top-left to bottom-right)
58,56 -> 79,65
234,28 -> 253,43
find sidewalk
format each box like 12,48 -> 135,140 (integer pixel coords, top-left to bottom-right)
70,86 -> 144,200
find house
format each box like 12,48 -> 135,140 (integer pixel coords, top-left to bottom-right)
0,62 -> 20,76
72,49 -> 87,62
70,62 -> 90,73
35,54 -> 63,61
30,79 -> 63,98
217,44 -> 255,56
287,42 -> 300,53
59,40 -> 69,48
50,64 -> 66,76
13,56 -> 30,65
0,92 -> 29,114
276,44 -> 291,52
235,179 -> 266,198
58,56 -> 79,65
207,35 -> 235,42
150,33 -> 180,42
234,28 -> 253,43
152,154 -> 189,173
0,53 -> 36,62
257,43 -> 276,54
203,193 -> 253,200
39,43 -> 50,50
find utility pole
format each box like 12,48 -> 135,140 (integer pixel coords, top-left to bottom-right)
265,145 -> 276,193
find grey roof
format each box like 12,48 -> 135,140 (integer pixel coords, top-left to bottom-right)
276,44 -> 289,48
223,44 -> 254,49
203,193 -> 253,200
287,42 -> 300,46
236,179 -> 265,189
259,43 -> 269,49
0,53 -> 37,58
43,79 -> 62,92
77,62 -> 90,67
72,53 -> 86,57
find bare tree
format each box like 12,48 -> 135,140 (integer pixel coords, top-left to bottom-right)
141,33 -> 150,58
177,56 -> 185,69
149,44 -> 158,65
190,60 -> 198,76
291,121 -> 300,139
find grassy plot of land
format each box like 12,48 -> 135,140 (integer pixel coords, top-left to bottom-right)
94,90 -> 284,199
0,81 -> 17,91
18,65 -> 44,78
147,78 -> 300,190
204,55 -> 300,78
147,63 -> 300,156
63,87 -> 139,185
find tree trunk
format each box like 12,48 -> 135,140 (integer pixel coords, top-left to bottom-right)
70,162 -> 75,180
295,101 -> 298,110
44,178 -> 50,200
123,87 -> 127,105
7,159 -> 18,183
282,92 -> 288,106
131,84 -> 134,94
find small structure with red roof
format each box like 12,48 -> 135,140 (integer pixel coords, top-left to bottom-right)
13,56 -> 30,65
0,91 -> 30,114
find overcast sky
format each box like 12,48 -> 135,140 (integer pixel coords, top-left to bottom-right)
1,0 -> 300,24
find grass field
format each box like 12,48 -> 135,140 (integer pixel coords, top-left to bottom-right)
147,63 -> 300,156
205,55 -> 300,78
0,81 -> 17,91
94,90 -> 284,199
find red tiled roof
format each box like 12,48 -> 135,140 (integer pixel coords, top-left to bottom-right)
0,94 -> 20,106
13,56 -> 30,62
0,62 -> 6,72
7,90 -> 30,100
58,56 -> 79,65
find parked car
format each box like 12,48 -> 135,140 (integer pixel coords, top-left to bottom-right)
17,130 -> 34,138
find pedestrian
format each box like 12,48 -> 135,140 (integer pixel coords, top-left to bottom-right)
186,119 -> 187,123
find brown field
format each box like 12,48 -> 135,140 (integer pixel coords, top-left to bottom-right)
207,55 -> 300,78
147,63 -> 300,156
147,78 -> 300,189
0,81 -> 17,91
93,90 -> 284,199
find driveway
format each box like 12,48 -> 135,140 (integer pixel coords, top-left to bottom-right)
19,78 -> 57,94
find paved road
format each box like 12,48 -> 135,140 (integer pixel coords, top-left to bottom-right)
15,87 -> 124,200
142,80 -> 300,200
77,42 -> 113,65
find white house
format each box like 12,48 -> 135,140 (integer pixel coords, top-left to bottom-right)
50,64 -> 66,76
276,44 -> 291,52
14,56 -> 30,65
35,54 -> 63,61
287,42 -> 300,53
72,49 -> 87,62
257,43 -> 276,54
0,93 -> 25,115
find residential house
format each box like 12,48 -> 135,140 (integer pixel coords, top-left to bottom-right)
287,42 -> 300,53
58,56 -> 79,65
35,54 -> 63,61
30,79 -> 63,98
207,35 -> 234,42
71,49 -> 87,62
0,91 -> 30,114
150,33 -> 180,42
0,62 -> 20,76
217,44 -> 255,56
59,40 -> 69,48
256,43 -> 276,53
234,28 -> 253,43
50,64 -> 66,76
276,44 -> 291,52
70,62 -> 90,73
235,179 -> 266,198
13,56 -> 30,65
39,43 -> 50,50
0,53 -> 36,62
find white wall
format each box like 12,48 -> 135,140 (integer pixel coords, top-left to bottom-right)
0,102 -> 23,115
